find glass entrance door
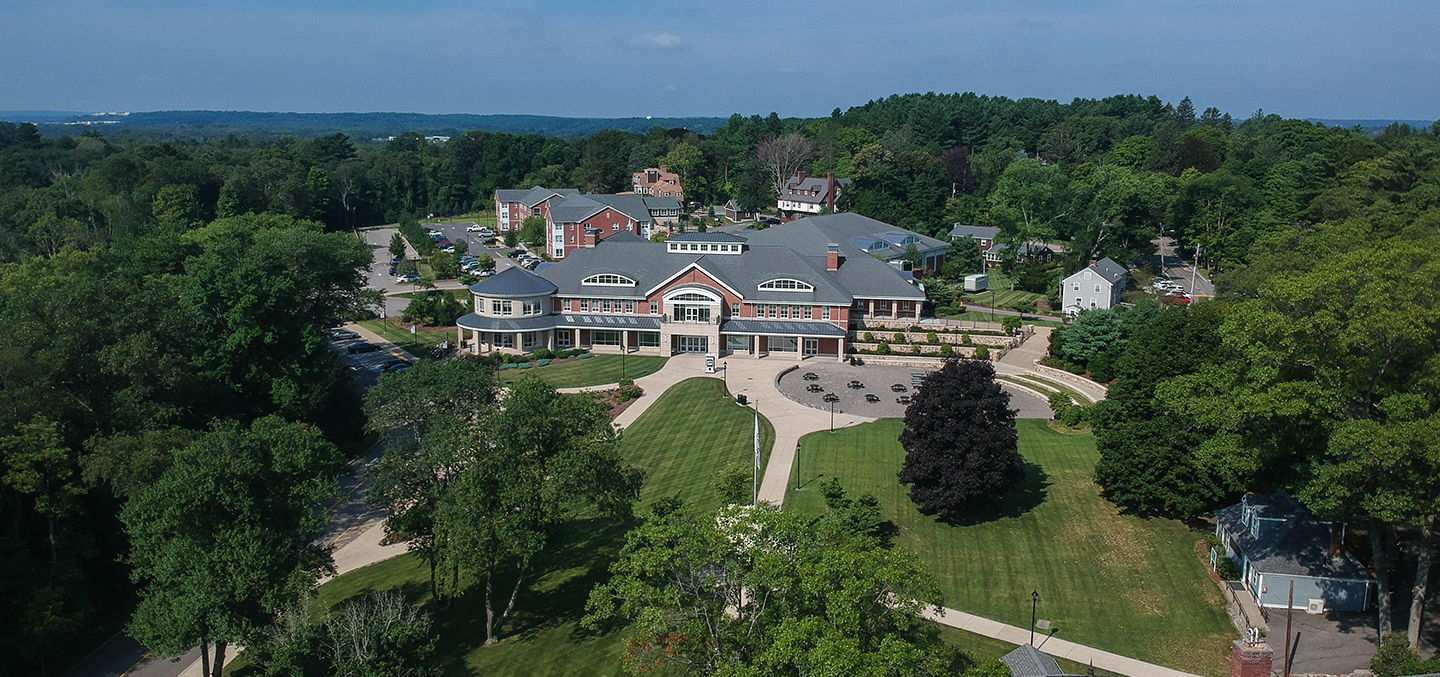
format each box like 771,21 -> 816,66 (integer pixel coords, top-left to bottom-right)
804,338 -> 819,356
677,336 -> 708,353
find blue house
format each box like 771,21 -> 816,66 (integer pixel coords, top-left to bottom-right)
1215,493 -> 1374,613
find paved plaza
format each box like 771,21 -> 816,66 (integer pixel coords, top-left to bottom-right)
776,361 -> 1054,419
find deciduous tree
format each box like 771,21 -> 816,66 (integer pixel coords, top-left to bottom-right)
898,360 -> 1022,519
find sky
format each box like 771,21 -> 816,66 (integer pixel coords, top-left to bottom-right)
2,0 -> 1437,121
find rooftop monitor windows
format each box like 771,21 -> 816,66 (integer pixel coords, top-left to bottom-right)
582,273 -> 637,286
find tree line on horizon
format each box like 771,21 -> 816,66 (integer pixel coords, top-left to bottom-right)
1,90 -> 1439,674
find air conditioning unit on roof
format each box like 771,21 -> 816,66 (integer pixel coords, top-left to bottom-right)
1306,599 -> 1325,614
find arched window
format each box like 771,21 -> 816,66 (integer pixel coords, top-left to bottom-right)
758,279 -> 814,292
669,293 -> 715,302
582,273 -> 637,286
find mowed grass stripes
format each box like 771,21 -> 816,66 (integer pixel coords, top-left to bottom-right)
785,419 -> 1234,676
618,377 -> 775,511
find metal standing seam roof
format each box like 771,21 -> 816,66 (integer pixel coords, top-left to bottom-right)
457,313 -> 664,332
719,319 -> 847,337
667,231 -> 748,242
467,267 -> 558,298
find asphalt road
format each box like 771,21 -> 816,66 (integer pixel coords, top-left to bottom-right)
1151,236 -> 1215,297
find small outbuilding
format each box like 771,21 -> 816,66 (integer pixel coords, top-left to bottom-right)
1215,492 -> 1374,613
1001,644 -> 1084,676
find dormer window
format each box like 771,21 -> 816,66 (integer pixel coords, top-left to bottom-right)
758,279 -> 814,292
582,273 -> 637,286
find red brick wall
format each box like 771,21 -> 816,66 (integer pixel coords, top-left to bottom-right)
1230,642 -> 1272,677
650,267 -> 742,314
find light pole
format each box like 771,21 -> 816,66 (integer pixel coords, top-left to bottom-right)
829,398 -> 834,433
1030,590 -> 1039,646
723,361 -> 727,392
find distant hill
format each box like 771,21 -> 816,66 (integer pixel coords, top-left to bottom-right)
1306,118 -> 1437,134
1,110 -> 731,140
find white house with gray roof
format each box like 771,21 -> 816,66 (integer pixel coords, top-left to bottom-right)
1060,257 -> 1127,316
455,213 -> 928,360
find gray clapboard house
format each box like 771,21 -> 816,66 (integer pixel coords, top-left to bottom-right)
1215,493 -> 1373,613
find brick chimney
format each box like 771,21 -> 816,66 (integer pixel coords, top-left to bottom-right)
1231,640 -> 1272,677
658,165 -> 668,173
1330,522 -> 1344,560
827,172 -> 836,212
1089,258 -> 1098,267
796,170 -> 807,186
826,243 -> 840,271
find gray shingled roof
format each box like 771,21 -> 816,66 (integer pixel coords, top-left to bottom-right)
467,267 -> 558,298
1216,493 -> 1371,580
1001,645 -> 1068,677
990,242 -> 1053,257
1088,257 -> 1126,284
540,219 -> 924,303
950,224 -> 1000,240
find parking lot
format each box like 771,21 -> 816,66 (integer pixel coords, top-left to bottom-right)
776,361 -> 1053,419
361,222 -> 529,316
326,328 -> 412,387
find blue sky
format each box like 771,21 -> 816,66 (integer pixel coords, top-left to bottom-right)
2,0 -> 1437,120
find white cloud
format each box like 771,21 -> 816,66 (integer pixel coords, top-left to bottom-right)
664,84 -> 678,92
628,32 -> 683,51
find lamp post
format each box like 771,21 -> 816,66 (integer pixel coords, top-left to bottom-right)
829,397 -> 834,433
1030,590 -> 1039,646
723,361 -> 727,391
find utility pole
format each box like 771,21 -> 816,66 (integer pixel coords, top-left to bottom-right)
1284,581 -> 1294,677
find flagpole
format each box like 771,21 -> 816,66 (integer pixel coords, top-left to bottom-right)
752,399 -> 760,506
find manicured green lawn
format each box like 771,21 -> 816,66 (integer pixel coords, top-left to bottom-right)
356,319 -> 452,359
616,377 -> 775,509
513,355 -> 668,389
391,289 -> 472,303
293,377 -> 776,677
785,419 -> 1234,676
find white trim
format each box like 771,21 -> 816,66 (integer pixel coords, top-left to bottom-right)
758,278 -> 815,292
662,286 -> 722,303
644,262 -> 746,300
582,273 -> 638,287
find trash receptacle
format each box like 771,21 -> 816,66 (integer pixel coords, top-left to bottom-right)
736,394 -> 747,406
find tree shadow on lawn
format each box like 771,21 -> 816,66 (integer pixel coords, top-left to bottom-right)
930,461 -> 1050,527
437,515 -> 637,657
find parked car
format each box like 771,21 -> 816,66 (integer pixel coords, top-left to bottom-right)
395,274 -> 420,284
385,364 -> 410,374
442,245 -> 456,253
347,342 -> 381,354
373,359 -> 409,371
466,224 -> 485,232
331,330 -> 359,340
761,217 -> 781,225
474,269 -> 495,278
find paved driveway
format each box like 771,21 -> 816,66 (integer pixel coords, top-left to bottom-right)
776,362 -> 1053,419
1275,610 -> 1378,675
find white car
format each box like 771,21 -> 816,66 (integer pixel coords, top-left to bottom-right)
395,274 -> 420,284
466,224 -> 492,234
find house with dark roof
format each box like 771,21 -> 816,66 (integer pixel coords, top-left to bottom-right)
1060,258 -> 1127,316
1215,493 -> 1374,613
777,171 -> 852,221
724,199 -> 756,222
949,224 -> 1001,251
454,213 -> 928,359
984,241 -> 1055,269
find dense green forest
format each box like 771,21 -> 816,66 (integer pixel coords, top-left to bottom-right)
2,92 -> 1439,674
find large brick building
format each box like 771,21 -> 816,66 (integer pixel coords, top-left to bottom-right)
457,213 -> 931,360
493,186 -> 577,232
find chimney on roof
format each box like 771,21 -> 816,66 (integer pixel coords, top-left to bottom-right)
826,243 -> 840,271
796,170 -> 807,185
827,172 -> 836,212
1089,258 -> 1098,267
658,165 -> 668,173
1330,522 -> 1344,560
